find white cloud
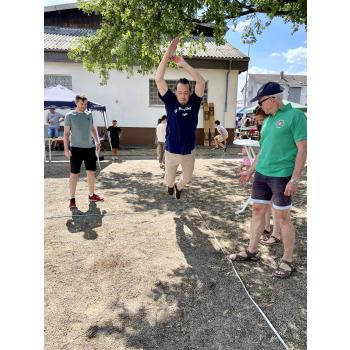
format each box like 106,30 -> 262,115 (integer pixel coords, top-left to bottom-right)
283,46 -> 307,64
272,46 -> 307,64
232,18 -> 252,33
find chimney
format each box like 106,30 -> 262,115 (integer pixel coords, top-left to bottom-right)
280,71 -> 284,80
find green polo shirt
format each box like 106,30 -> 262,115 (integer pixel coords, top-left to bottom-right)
256,103 -> 307,177
64,110 -> 95,148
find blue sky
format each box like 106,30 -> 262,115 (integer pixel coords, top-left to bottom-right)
44,1 -> 307,102
225,15 -> 307,101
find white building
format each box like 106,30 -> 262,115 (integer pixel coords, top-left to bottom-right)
44,3 -> 249,145
242,72 -> 307,108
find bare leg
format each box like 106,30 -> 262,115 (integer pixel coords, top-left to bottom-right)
264,205 -> 272,232
229,203 -> 269,260
86,170 -> 95,196
69,173 -> 79,198
271,207 -> 281,239
214,137 -> 219,148
275,209 -> 294,262
247,204 -> 270,252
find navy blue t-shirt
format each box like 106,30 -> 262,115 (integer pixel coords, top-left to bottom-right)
158,89 -> 202,155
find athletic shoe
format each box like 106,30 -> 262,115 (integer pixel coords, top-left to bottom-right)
174,184 -> 182,199
69,198 -> 77,209
167,186 -> 174,195
89,194 -> 105,202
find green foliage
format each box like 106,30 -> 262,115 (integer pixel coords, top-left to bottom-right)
67,0 -> 307,84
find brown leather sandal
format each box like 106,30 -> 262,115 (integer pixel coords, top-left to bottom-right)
228,249 -> 261,262
274,260 -> 295,278
261,235 -> 281,246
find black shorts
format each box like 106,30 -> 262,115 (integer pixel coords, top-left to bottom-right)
70,147 -> 97,174
111,140 -> 119,149
251,171 -> 292,210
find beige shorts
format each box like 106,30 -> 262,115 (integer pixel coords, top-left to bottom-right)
215,134 -> 227,142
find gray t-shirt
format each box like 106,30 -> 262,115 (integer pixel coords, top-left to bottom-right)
64,110 -> 94,148
47,111 -> 63,127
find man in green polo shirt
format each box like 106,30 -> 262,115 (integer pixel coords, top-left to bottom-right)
64,94 -> 105,209
228,82 -> 307,279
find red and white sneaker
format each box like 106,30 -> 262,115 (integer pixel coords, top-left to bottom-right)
69,198 -> 77,209
88,194 -> 104,202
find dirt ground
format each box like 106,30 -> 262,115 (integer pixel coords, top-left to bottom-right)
44,146 -> 307,350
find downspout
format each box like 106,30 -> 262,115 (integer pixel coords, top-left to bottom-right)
224,60 -> 232,127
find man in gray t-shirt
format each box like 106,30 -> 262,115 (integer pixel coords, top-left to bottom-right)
46,107 -> 64,138
64,94 -> 104,209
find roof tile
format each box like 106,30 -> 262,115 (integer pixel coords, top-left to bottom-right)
44,26 -> 248,60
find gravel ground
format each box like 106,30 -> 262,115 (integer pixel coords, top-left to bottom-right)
44,145 -> 307,350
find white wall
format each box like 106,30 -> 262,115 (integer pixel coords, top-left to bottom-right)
44,62 -> 239,128
300,86 -> 307,105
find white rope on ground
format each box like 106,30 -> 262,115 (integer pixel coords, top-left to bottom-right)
44,212 -> 142,220
194,207 -> 290,350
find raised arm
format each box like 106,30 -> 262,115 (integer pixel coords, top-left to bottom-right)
155,37 -> 179,96
170,56 -> 205,97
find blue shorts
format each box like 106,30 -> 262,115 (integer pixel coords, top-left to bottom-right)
48,126 -> 59,138
251,171 -> 292,210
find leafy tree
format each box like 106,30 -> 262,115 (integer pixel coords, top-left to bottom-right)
68,0 -> 306,83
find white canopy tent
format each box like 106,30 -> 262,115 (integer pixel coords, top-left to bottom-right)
44,85 -> 111,148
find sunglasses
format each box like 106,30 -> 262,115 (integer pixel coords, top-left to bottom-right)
258,96 -> 275,106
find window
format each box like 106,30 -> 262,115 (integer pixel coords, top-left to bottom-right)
149,79 -> 208,106
288,87 -> 301,103
44,74 -> 72,89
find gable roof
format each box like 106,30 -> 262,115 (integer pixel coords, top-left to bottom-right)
44,2 -> 78,13
249,73 -> 307,88
44,26 -> 247,60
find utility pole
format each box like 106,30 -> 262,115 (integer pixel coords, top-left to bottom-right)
243,41 -> 252,107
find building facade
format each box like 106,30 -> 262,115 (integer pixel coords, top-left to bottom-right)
44,4 -> 249,145
242,72 -> 307,108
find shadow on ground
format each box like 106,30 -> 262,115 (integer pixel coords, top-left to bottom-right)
85,214 -> 284,349
66,202 -> 107,240
82,163 -> 307,349
45,156 -> 307,349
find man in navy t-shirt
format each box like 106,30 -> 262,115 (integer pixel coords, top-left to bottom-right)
155,37 -> 205,199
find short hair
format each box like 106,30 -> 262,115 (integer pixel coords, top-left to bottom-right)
160,115 -> 167,122
214,120 -> 220,125
75,94 -> 88,102
176,78 -> 191,91
266,92 -> 283,102
112,120 -> 117,122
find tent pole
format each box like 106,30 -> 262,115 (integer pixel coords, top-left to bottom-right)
103,110 -> 112,150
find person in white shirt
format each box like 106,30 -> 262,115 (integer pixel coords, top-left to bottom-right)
213,120 -> 228,151
156,115 -> 167,169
